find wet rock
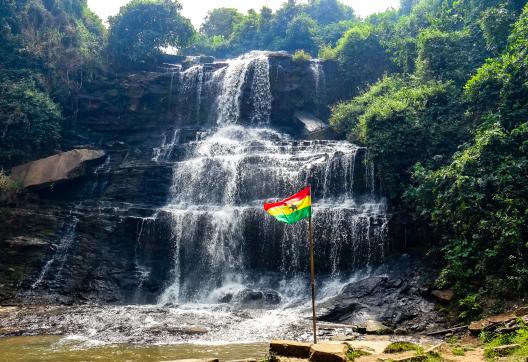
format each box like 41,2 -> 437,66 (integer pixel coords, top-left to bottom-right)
199,56 -> 215,64
4,236 -> 48,247
330,334 -> 355,341
318,256 -> 444,334
490,344 -> 520,356
366,320 -> 393,335
514,306 -> 528,317
270,340 -> 312,358
430,289 -> 454,302
11,149 -> 106,189
468,312 -> 517,334
236,288 -> 281,307
219,293 -> 233,303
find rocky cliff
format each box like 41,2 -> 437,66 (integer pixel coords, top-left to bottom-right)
0,53 -> 402,308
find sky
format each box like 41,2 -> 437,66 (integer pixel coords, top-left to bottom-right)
87,0 -> 400,27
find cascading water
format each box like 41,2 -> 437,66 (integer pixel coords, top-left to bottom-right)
151,52 -> 388,307
156,127 -> 388,305
216,52 -> 272,126
31,209 -> 80,290
180,65 -> 205,122
310,60 -> 326,101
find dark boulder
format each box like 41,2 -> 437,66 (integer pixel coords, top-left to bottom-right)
318,256 -> 445,333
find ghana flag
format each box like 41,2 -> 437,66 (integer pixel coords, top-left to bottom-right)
264,186 -> 312,224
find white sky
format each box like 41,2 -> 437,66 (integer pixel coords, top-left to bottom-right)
87,0 -> 400,26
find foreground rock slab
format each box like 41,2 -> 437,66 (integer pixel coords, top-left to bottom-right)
309,342 -> 348,362
11,149 -> 106,189
270,340 -> 312,358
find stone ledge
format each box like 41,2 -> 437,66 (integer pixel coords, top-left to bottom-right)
270,340 -> 312,358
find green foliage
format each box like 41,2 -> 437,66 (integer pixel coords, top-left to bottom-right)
260,351 -> 278,362
0,75 -> 61,167
451,346 -> 465,356
329,1 -> 528,301
346,348 -> 370,361
384,342 -> 421,353
0,170 -> 20,193
333,24 -> 395,96
408,122 -> 528,295
107,0 -> 194,68
0,0 -> 104,168
457,294 -> 482,321
331,75 -> 465,202
416,29 -> 481,85
292,50 -> 312,62
285,14 -> 319,55
406,6 -> 528,297
200,8 -> 243,38
482,323 -> 528,359
318,44 -> 337,60
182,0 -> 357,58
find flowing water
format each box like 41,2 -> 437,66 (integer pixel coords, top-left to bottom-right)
17,52 -> 390,354
310,60 -> 326,101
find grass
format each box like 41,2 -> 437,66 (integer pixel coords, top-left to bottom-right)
384,342 -> 422,353
346,348 -> 370,361
481,322 -> 528,360
451,346 -> 465,356
261,351 -> 278,362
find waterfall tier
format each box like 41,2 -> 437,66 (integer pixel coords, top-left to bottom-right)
147,124 -> 388,304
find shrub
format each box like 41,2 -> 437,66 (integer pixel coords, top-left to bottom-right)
292,50 -> 312,62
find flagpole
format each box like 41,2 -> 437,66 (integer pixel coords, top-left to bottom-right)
308,185 -> 317,344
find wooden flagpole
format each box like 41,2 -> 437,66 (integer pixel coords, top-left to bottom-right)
308,185 -> 317,344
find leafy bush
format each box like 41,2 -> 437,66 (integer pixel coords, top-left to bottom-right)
330,75 -> 465,203
333,24 -> 394,96
0,170 -> 19,193
346,348 -> 370,361
318,44 -> 337,60
292,50 -> 312,62
0,75 -> 61,168
408,122 -> 528,295
457,294 -> 482,322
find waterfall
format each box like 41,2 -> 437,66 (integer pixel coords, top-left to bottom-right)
31,210 -> 80,289
140,52 -> 389,306
310,60 -> 326,102
216,52 -> 272,126
152,129 -> 181,162
179,65 -> 205,123
156,126 -> 388,304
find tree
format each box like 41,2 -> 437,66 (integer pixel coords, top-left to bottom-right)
416,29 -> 483,85
334,24 -> 395,96
304,0 -> 356,25
284,14 -> 319,54
107,0 -> 194,68
200,8 -> 243,39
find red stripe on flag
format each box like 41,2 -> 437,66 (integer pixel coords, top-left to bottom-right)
264,186 -> 311,211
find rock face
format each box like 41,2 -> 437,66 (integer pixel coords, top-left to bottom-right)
10,149 -> 106,189
318,255 -> 445,333
0,53 -> 393,307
